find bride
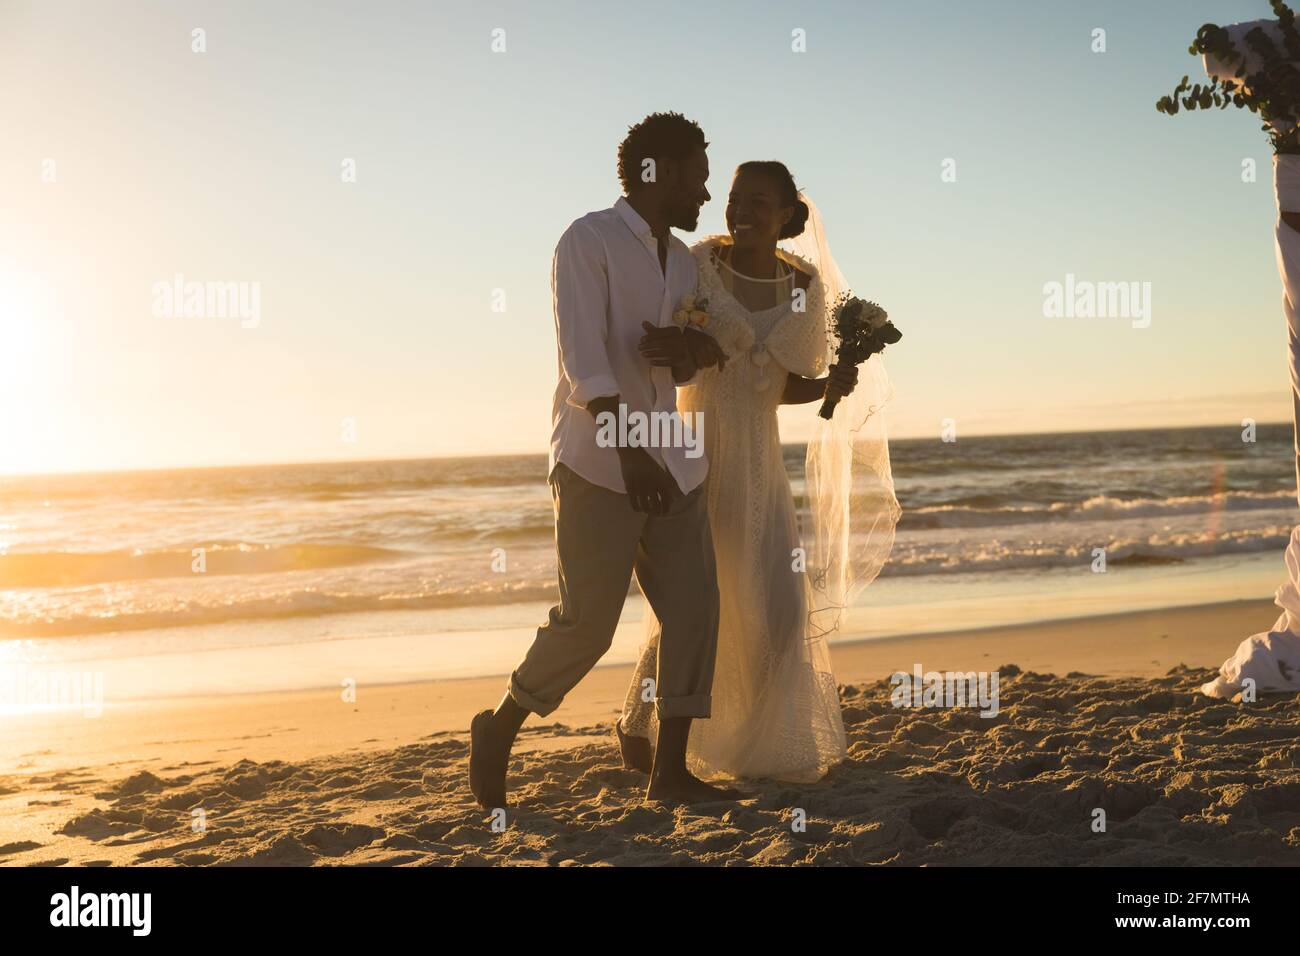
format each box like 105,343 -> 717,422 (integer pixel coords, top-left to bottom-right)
618,160 -> 900,784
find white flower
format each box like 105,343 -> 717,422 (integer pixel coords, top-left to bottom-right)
750,344 -> 770,367
862,301 -> 889,331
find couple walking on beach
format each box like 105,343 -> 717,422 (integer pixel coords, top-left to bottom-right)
469,112 -> 899,808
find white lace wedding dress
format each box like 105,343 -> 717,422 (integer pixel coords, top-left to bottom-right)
619,237 -> 850,783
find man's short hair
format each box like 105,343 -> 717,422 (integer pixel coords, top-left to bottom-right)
617,112 -> 708,192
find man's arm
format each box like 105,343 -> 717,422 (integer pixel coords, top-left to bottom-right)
551,227 -> 678,515
553,223 -> 619,410
585,395 -> 679,515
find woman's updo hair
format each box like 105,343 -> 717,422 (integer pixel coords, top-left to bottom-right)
736,160 -> 808,239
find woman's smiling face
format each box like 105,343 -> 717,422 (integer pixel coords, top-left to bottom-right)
725,168 -> 792,249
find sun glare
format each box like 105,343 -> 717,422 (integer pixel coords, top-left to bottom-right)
0,266 -> 47,476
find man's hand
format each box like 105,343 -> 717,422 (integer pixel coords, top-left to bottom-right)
824,362 -> 859,403
683,326 -> 728,371
638,322 -> 696,382
617,445 -> 680,515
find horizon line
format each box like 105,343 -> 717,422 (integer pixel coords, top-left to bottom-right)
3,418 -> 1292,483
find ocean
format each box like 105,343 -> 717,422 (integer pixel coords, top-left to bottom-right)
1,423 -> 1296,698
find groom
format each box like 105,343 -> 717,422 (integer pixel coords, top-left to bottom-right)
469,112 -> 737,807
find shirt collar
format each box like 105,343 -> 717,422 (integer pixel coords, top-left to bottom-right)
615,196 -> 662,248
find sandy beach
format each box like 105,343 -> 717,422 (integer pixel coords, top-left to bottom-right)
2,598 -> 1298,866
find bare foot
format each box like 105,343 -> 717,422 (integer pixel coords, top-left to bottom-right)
616,719 -> 653,774
468,710 -> 509,810
645,770 -> 743,804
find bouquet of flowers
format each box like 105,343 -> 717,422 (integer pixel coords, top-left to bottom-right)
819,294 -> 901,420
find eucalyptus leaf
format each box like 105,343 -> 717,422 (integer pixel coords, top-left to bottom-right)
1156,2 -> 1300,155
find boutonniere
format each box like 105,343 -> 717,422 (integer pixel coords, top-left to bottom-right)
672,294 -> 710,329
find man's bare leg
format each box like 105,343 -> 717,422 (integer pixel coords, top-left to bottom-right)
646,716 -> 741,803
469,693 -> 529,810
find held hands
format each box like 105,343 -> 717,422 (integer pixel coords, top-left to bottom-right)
638,322 -> 728,377
638,322 -> 691,379
824,362 -> 859,403
684,326 -> 728,371
617,445 -> 680,515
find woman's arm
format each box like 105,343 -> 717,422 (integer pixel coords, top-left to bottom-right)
781,373 -> 828,405
781,364 -> 860,406
778,266 -> 835,405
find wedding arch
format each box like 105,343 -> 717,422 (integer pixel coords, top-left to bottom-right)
1157,2 -> 1300,697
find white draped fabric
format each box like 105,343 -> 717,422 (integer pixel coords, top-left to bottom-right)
1200,20 -> 1300,696
1202,18 -> 1296,88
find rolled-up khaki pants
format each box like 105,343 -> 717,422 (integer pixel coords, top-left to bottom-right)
508,463 -> 719,720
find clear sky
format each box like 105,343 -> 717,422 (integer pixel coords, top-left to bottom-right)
1,0 -> 1294,475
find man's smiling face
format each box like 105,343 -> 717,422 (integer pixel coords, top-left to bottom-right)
666,147 -> 710,231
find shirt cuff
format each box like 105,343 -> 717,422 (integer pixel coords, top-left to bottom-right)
566,373 -> 620,410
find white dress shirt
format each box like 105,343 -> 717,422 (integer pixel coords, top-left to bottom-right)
549,197 -> 708,495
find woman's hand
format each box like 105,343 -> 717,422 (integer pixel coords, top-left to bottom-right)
683,326 -> 728,371
823,362 -> 859,403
